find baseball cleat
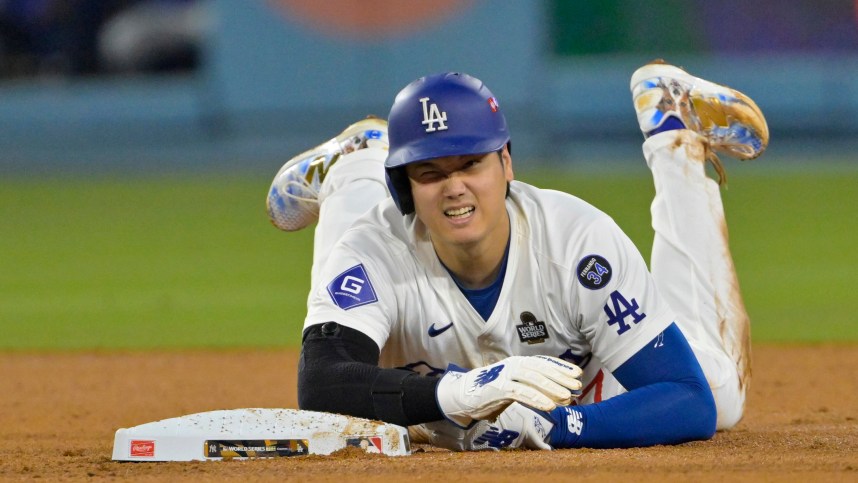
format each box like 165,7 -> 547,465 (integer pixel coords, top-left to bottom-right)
266,116 -> 389,231
631,60 -> 769,181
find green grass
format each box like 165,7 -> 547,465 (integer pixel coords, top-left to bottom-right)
1,168 -> 856,350
0,175 -> 313,350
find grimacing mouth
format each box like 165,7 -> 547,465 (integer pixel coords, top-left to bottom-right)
444,206 -> 475,218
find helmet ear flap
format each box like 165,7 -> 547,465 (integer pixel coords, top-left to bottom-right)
385,167 -> 414,215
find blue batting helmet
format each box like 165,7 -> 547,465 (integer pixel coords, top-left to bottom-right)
384,72 -> 510,214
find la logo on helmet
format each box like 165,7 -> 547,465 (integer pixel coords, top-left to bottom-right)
419,97 -> 448,132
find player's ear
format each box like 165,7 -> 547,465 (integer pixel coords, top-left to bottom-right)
499,146 -> 514,182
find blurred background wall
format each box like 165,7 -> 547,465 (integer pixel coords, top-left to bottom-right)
1,0 -> 857,176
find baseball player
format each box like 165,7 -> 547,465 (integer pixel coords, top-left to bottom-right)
266,60 -> 768,450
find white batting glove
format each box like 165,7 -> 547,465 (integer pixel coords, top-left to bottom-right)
424,402 -> 556,451
435,355 -> 582,428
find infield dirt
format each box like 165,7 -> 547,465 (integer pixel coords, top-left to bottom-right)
1,345 -> 855,481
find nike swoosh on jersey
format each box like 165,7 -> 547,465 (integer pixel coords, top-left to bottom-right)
427,322 -> 454,337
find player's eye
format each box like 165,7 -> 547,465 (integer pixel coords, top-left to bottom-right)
413,169 -> 444,183
461,157 -> 483,170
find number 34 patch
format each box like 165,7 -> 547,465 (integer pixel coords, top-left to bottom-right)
604,290 -> 646,335
577,255 -> 612,289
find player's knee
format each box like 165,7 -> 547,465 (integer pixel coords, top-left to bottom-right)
711,374 -> 746,431
714,394 -> 745,431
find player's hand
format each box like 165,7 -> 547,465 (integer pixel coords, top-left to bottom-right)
435,355 -> 582,428
424,402 -> 556,451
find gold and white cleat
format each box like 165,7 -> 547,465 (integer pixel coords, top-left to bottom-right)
631,60 -> 769,182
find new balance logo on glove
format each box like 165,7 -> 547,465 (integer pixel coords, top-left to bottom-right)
473,427 -> 520,449
474,366 -> 504,386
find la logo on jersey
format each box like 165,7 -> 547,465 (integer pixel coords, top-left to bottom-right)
419,97 -> 448,132
327,264 -> 378,310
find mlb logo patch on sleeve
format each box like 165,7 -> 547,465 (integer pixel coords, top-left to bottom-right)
327,264 -> 378,310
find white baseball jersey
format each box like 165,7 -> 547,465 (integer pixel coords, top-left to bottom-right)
304,181 -> 677,404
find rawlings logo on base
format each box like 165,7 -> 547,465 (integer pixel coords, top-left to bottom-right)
130,440 -> 155,457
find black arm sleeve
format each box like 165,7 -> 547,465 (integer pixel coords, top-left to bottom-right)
297,322 -> 444,426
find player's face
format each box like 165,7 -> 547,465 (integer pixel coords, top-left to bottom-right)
406,148 -> 514,254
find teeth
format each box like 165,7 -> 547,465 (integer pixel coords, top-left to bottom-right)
445,206 -> 474,218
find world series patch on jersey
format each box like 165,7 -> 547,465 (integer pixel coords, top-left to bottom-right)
305,181 -> 676,404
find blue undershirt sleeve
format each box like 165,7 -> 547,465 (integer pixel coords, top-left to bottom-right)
547,322 -> 717,448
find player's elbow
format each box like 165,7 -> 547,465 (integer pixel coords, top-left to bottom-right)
295,338 -> 350,413
296,354 -> 367,414
296,347 -> 366,414
297,322 -> 382,415
296,349 -> 325,412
